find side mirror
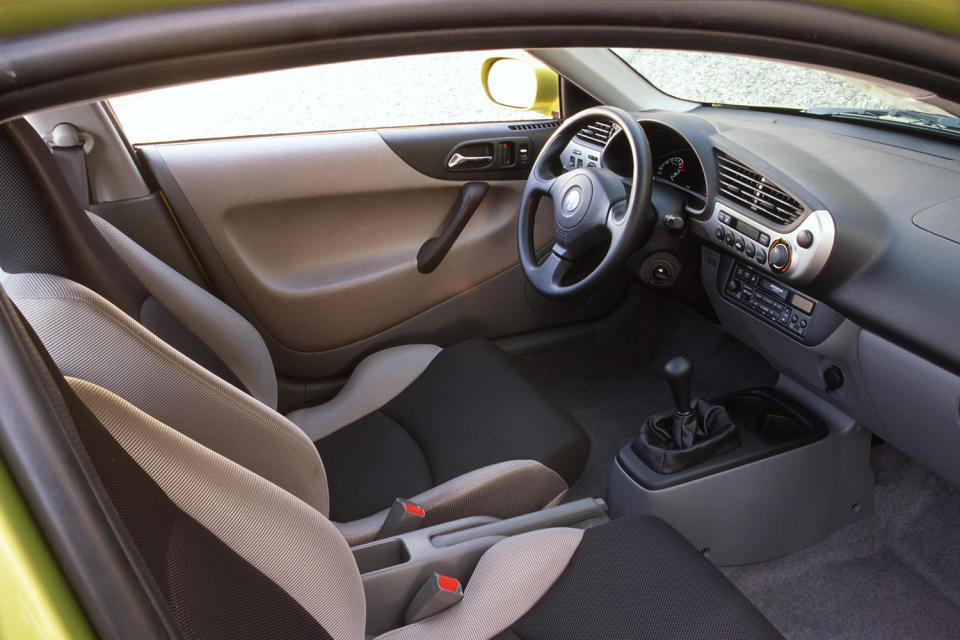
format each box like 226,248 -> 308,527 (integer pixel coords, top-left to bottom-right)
480,57 -> 560,118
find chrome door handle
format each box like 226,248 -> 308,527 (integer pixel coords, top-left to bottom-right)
447,152 -> 493,168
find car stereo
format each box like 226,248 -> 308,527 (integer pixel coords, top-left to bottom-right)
723,262 -> 817,340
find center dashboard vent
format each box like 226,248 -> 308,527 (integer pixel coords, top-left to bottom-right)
575,119 -> 620,147
716,150 -> 804,225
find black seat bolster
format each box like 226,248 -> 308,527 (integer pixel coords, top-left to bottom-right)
317,340 -> 591,522
492,515 -> 784,640
380,339 -> 590,486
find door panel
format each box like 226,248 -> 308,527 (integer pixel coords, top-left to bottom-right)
142,126 -> 622,378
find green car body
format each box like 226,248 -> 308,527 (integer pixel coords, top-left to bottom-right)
0,458 -> 94,639
1,0 -> 956,37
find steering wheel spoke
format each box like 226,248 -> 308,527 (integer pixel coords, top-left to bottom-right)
529,250 -> 574,292
605,198 -> 630,236
526,170 -> 560,200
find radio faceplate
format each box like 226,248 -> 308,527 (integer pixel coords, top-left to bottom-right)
724,262 -> 817,342
705,202 -> 835,284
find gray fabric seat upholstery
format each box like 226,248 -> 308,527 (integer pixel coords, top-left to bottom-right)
58,371 -> 782,640
0,118 -> 588,544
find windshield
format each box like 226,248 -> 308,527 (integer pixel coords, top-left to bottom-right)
613,48 -> 952,117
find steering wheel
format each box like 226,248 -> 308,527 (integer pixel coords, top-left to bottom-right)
518,106 -> 653,299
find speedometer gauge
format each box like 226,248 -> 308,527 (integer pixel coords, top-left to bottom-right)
656,156 -> 686,181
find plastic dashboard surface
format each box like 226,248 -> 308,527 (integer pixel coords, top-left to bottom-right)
592,107 -> 960,375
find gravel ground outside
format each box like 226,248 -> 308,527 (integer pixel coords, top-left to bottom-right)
613,48 -> 943,113
111,47 -> 945,144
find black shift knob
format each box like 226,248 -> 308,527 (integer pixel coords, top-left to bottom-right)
664,357 -> 693,414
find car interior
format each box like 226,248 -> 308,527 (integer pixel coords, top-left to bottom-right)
2,2 -> 960,639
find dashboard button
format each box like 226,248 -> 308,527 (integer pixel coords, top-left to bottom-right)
745,242 -> 756,258
734,236 -> 745,252
725,231 -> 735,245
756,248 -> 766,264
715,227 -> 724,241
758,232 -> 771,246
797,230 -> 814,248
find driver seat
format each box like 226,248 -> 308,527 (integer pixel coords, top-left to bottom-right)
0,118 -> 589,544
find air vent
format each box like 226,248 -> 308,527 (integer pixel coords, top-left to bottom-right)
716,151 -> 804,225
575,119 -> 620,147
508,120 -> 560,131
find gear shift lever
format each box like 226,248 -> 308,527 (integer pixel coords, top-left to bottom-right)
664,357 -> 693,416
632,356 -> 741,473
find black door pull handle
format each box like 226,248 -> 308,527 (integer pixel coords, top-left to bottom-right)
417,182 -> 489,274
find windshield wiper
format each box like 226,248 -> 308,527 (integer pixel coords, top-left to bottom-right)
804,107 -> 960,134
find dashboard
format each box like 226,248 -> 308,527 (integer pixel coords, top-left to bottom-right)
561,106 -> 960,489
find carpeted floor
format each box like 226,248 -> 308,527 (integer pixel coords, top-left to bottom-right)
723,443 -> 960,639
514,285 -> 960,639
514,284 -> 777,502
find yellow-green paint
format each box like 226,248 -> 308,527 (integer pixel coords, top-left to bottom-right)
480,56 -> 561,117
815,0 -> 960,36
0,456 -> 96,640
0,0 -> 958,38
0,0 -> 228,37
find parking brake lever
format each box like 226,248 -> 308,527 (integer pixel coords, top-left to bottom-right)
417,182 -> 488,273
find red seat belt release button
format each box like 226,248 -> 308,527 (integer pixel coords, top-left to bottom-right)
375,498 -> 426,539
405,573 -> 464,624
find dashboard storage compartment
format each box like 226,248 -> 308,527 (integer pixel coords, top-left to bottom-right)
609,380 -> 874,565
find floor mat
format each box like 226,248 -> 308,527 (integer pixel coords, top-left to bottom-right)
723,443 -> 960,639
513,285 -> 777,501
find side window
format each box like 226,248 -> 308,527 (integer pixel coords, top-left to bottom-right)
110,50 -> 555,144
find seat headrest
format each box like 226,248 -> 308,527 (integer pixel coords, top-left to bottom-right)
0,118 -> 146,316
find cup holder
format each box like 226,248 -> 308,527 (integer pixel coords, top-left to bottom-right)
352,538 -> 410,575
717,388 -> 824,444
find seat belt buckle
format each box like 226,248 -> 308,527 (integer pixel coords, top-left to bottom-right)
375,498 -> 425,539
404,572 -> 464,624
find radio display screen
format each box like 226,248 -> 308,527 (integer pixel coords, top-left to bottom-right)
732,218 -> 761,242
789,293 -> 815,314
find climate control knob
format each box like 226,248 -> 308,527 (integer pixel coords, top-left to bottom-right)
768,240 -> 791,274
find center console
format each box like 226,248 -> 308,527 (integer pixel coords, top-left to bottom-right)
356,498 -> 608,635
608,354 -> 874,566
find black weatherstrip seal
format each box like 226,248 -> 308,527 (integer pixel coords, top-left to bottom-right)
1,1 -> 960,118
